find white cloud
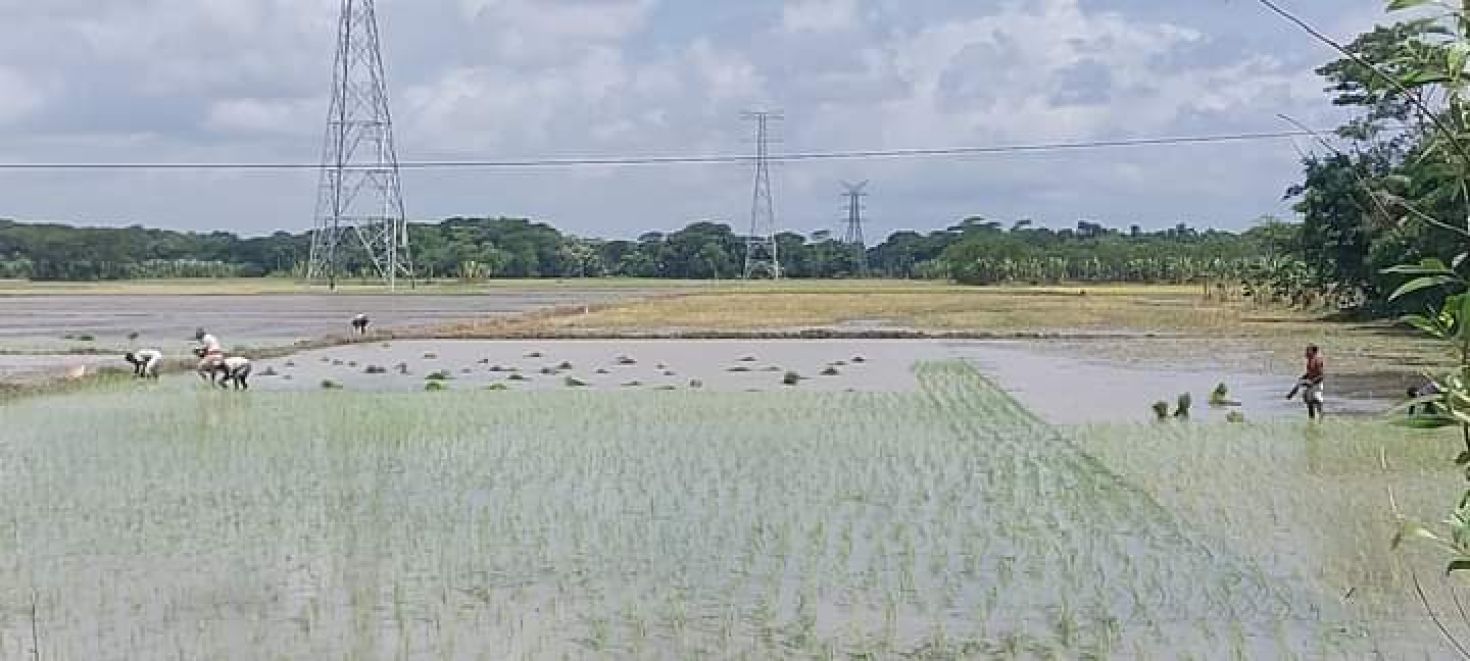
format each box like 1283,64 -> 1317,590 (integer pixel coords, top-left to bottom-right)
204,97 -> 321,136
0,67 -> 45,124
782,0 -> 860,34
459,0 -> 656,64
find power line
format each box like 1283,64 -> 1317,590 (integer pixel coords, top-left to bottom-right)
0,128 -> 1342,171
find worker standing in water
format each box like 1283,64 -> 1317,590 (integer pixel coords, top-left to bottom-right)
1286,344 -> 1326,420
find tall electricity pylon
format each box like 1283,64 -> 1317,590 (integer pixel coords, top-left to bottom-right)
841,180 -> 869,275
742,111 -> 782,279
308,0 -> 412,291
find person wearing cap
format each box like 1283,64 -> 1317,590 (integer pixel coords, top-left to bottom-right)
194,327 -> 225,383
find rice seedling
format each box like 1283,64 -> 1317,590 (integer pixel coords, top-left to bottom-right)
821,366 -> 841,377
0,361 -> 1437,659
783,371 -> 803,386
319,379 -> 342,389
564,376 -> 588,388
425,381 -> 448,392
425,370 -> 453,381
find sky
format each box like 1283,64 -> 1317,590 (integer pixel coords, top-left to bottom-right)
0,0 -> 1393,239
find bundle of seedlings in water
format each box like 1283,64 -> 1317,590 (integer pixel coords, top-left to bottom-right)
727,366 -> 753,373
1209,383 -> 1241,408
595,368 -> 610,375
425,370 -> 453,381
784,371 -> 804,386
364,365 -> 387,375
539,366 -> 558,376
615,355 -> 637,366
422,352 -> 438,360
424,381 -> 448,392
689,379 -> 704,389
320,379 -> 343,390
820,366 -> 841,377
564,376 -> 588,388
508,373 -> 529,382
262,366 -> 279,377
1151,401 -> 1170,421
851,356 -> 867,364
621,380 -> 643,388
1173,393 -> 1192,419
395,362 -> 410,375
485,383 -> 509,391
558,361 -> 574,371
525,351 -> 544,358
739,356 -> 758,363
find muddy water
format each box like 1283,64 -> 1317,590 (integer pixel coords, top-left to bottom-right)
245,339 -> 1395,421
0,289 -> 660,352
252,339 -> 945,393
948,341 -> 1389,424
0,288 -> 664,381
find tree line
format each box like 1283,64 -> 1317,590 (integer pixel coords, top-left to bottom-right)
0,214 -> 1293,286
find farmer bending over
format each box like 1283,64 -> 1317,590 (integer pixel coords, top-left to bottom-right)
1286,344 -> 1326,420
194,327 -> 224,382
214,356 -> 253,390
124,350 -> 163,379
1409,380 -> 1443,416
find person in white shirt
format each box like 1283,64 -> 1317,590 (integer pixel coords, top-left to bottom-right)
124,350 -> 163,379
194,327 -> 224,382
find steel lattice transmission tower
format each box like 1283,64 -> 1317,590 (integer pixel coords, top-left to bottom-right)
308,0 -> 412,291
742,111 -> 782,279
841,180 -> 869,275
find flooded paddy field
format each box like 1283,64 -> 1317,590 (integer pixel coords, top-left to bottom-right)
0,287 -> 665,380
0,335 -> 1451,658
254,339 -> 1389,422
0,288 -> 661,352
1,362 -> 1448,658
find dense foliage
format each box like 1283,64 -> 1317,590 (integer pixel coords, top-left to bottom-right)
0,214 -> 1282,285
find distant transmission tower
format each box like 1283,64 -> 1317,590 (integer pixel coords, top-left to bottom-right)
742,111 -> 782,279
841,180 -> 869,275
308,0 -> 412,291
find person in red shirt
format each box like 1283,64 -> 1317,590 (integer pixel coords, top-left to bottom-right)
1286,345 -> 1325,420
